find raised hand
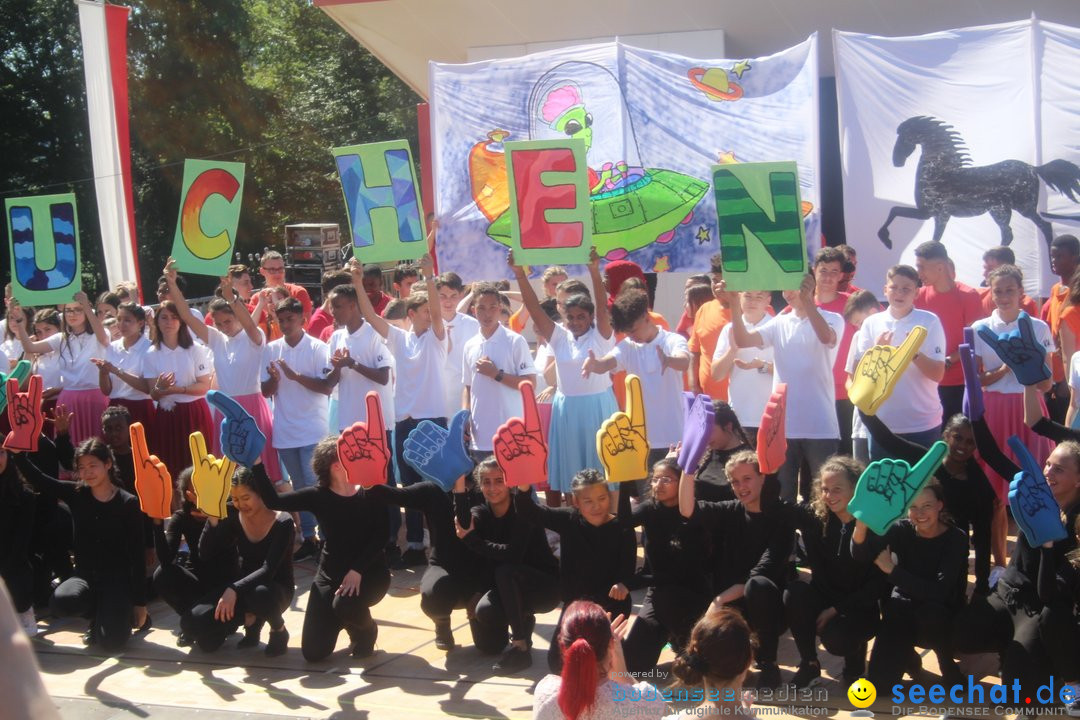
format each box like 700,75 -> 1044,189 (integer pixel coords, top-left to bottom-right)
756,383 -> 788,475
207,390 -> 265,467
849,326 -> 927,415
849,440 -> 947,535
0,359 -> 31,414
1006,436 -> 1067,546
188,431 -> 236,519
3,375 -> 44,452
976,312 -> 1051,387
337,392 -> 390,486
677,392 -> 713,473
494,381 -> 548,487
403,409 -> 473,491
959,342 -> 983,421
596,374 -> 649,484
129,422 -> 173,520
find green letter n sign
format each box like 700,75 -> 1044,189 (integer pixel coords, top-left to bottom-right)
713,161 -> 807,291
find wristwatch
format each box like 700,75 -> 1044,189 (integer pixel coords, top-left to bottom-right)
494,370 -> 505,382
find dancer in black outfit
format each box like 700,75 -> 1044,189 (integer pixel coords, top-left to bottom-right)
861,410 -> 996,593
954,385 -> 1080,705
152,467 -> 237,646
183,466 -> 295,657
14,438 -> 148,652
786,455 -> 882,688
622,457 -> 712,675
367,477 -> 486,651
0,446 -> 37,633
852,483 -> 968,688
692,401 -> 753,503
678,449 -> 795,689
514,468 -> 637,674
252,437 -> 391,660
454,457 -> 559,673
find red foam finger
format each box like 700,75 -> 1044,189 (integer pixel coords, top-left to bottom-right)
519,381 -> 540,433
364,392 -> 385,443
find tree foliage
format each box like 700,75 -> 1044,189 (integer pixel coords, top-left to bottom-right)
1,0 -> 420,298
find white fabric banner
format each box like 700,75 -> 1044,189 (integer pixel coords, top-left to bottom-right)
78,0 -> 140,296
835,19 -> 1080,298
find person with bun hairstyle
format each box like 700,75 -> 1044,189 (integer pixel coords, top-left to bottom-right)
532,600 -> 667,720
786,456 -> 883,687
678,449 -> 795,688
669,607 -> 758,719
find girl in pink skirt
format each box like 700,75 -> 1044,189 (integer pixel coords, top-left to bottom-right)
971,264 -> 1056,570
163,262 -> 281,481
12,291 -> 108,447
93,302 -> 157,430
142,300 -> 214,477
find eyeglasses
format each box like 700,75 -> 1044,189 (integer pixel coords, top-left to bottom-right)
63,307 -> 84,314
262,265 -> 285,274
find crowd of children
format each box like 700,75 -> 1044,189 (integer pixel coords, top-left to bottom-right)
1,236 -> 1079,720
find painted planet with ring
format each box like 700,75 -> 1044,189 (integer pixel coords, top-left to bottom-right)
687,67 -> 743,101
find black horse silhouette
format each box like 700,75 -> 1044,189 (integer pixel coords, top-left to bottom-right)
878,116 -> 1080,250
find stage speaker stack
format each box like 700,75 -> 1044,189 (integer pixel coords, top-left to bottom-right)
283,223 -> 343,305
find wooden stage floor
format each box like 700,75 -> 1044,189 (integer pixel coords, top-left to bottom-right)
33,539 -> 1015,720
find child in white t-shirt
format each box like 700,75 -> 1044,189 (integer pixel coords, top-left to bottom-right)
582,289 -> 690,480
352,255 -> 447,565
712,290 -> 774,436
847,265 -> 946,461
723,274 -> 844,504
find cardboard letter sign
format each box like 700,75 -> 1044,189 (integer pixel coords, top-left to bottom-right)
5,193 -> 81,306
171,159 -> 246,276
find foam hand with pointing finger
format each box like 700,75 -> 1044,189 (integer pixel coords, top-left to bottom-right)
207,390 -> 265,467
678,392 -> 713,473
404,409 -> 474,491
1007,436 -> 1067,546
3,375 -> 43,452
129,422 -> 173,520
0,359 -> 31,415
189,431 -> 236,519
960,328 -> 984,421
337,392 -> 390,487
494,381 -> 548,488
849,326 -> 927,415
849,440 -> 947,535
976,311 -> 1051,387
756,383 -> 788,475
596,374 -> 649,484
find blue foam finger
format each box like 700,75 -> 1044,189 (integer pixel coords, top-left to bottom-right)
208,390 -> 265,467
1009,471 -> 1067,547
404,410 -> 473,491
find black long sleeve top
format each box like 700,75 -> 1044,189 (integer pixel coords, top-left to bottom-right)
153,505 -> 236,586
251,464 -> 387,581
15,452 -> 146,605
851,519 -> 968,608
55,432 -> 136,494
454,493 -> 558,583
367,481 -> 481,576
689,499 -> 794,593
513,490 -> 637,604
628,500 -> 712,596
792,504 -> 884,615
0,482 -> 35,576
199,506 -> 295,596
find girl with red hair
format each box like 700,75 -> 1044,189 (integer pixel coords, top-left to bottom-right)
532,600 -> 667,720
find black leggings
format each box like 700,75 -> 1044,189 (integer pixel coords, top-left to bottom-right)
183,583 -> 293,653
868,596 -> 957,687
51,576 -> 134,652
728,576 -> 785,664
783,580 -> 878,672
954,590 -> 1080,697
153,563 -> 205,618
301,567 -> 391,662
419,564 -> 483,622
31,503 -> 72,607
623,584 -> 711,674
548,594 -> 633,674
472,564 -> 560,654
2,560 -> 34,613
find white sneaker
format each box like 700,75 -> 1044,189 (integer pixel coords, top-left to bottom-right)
988,566 -> 1007,589
17,609 -> 37,637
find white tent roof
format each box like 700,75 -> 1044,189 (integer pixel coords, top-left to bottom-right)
317,0 -> 1080,98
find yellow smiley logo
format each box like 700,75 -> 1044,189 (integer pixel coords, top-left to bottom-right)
847,678 -> 876,709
